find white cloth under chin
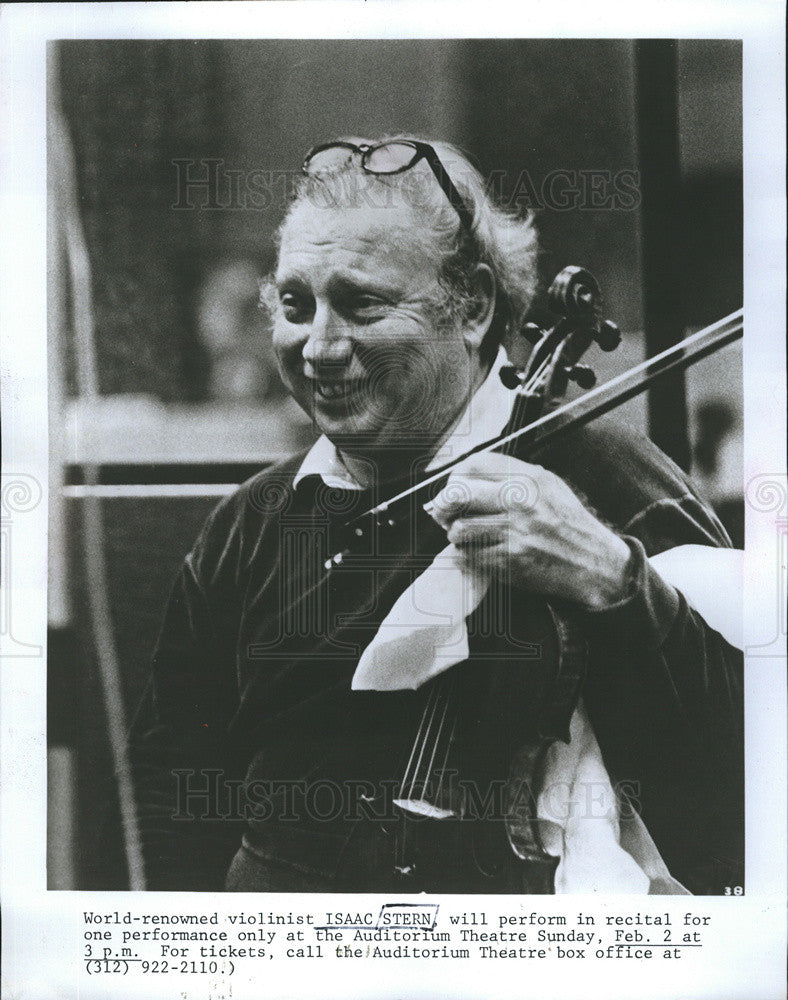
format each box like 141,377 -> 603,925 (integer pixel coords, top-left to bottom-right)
352,543 -> 742,894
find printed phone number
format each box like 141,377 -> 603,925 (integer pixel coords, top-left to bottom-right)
85,959 -> 236,976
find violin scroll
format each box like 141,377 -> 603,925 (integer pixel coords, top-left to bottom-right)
547,264 -> 600,317
501,265 -> 622,402
547,265 -> 621,352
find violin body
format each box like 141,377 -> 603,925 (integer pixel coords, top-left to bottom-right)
386,596 -> 586,892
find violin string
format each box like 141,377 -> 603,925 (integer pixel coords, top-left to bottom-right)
433,681 -> 461,807
420,678 -> 455,803
400,685 -> 440,798
405,682 -> 446,801
411,669 -> 462,803
402,677 -> 447,800
399,681 -> 440,796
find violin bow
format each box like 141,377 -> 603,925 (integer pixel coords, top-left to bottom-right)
335,307 -> 743,549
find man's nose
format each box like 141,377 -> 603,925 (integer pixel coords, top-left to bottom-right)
302,304 -> 353,374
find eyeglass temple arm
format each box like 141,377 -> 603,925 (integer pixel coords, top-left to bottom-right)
420,146 -> 475,231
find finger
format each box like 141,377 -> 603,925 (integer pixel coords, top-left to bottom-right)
427,471 -> 540,527
451,452 -> 544,480
428,480 -> 506,525
451,537 -> 512,579
446,514 -> 509,549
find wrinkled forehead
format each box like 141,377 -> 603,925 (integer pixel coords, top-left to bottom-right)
280,196 -> 432,249
277,199 -> 443,276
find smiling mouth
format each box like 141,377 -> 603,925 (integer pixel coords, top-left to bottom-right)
311,378 -> 361,401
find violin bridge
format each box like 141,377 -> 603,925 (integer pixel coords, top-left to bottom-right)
393,798 -> 458,820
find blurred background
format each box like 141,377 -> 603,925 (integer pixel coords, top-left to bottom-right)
46,38 -> 743,889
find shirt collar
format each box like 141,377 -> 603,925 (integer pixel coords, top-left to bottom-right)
293,346 -> 516,490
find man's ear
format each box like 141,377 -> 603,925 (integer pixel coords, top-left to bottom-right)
461,263 -> 497,353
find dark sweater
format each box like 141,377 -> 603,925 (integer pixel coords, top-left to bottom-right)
131,417 -> 743,894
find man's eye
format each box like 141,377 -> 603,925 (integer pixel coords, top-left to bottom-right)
348,294 -> 387,317
279,291 -> 312,322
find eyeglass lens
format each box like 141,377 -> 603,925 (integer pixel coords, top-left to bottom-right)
306,142 -> 421,176
363,142 -> 420,174
304,145 -> 357,174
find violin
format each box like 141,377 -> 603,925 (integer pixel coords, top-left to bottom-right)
326,267 -> 743,892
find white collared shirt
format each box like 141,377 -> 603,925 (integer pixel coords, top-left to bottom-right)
292,347 -> 515,489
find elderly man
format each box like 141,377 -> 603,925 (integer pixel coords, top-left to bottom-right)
133,138 -> 742,895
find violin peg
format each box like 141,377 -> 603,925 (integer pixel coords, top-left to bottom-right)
499,365 -> 523,389
595,319 -> 621,352
521,322 -> 543,345
566,364 -> 596,389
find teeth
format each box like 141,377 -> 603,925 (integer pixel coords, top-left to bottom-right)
315,381 -> 350,400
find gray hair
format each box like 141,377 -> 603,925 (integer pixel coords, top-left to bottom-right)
273,136 -> 539,364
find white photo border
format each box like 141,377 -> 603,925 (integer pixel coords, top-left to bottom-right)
1,3 -> 785,999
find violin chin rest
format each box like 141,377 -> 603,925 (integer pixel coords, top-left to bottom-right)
507,817 -> 563,863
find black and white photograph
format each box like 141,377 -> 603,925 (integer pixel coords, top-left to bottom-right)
1,3 -> 785,999
49,34 -> 748,897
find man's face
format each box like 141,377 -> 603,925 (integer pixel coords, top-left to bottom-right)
272,200 -> 481,457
